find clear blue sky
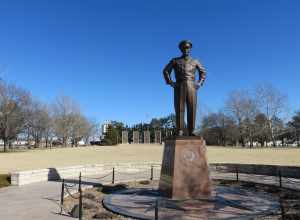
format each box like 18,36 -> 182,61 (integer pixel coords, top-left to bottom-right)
1,0 -> 299,125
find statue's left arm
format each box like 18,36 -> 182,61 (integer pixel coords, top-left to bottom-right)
195,60 -> 206,87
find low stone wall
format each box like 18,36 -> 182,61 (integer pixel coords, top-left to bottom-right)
10,163 -> 300,186
210,163 -> 300,179
10,162 -> 161,186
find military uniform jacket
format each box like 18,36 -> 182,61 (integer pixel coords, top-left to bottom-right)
163,56 -> 206,84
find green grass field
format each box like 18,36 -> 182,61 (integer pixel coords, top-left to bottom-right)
1,144 -> 300,174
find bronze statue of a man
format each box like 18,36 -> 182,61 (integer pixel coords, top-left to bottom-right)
163,40 -> 206,136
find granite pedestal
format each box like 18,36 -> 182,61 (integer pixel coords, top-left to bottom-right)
159,137 -> 211,199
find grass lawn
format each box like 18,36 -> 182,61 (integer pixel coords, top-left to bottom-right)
1,144 -> 300,174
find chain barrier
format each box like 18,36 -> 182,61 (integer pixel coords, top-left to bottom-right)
64,184 -> 80,199
115,169 -> 150,176
284,177 -> 300,185
64,182 -> 77,188
81,171 -> 113,181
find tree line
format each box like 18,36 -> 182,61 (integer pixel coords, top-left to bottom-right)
0,79 -> 97,152
200,84 -> 300,147
102,114 -> 176,145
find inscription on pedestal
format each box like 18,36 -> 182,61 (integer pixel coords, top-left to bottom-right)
182,149 -> 197,162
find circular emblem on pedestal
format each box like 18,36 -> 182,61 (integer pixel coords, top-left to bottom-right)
182,149 -> 197,162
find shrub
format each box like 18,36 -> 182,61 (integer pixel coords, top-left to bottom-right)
102,125 -> 119,145
0,174 -> 10,188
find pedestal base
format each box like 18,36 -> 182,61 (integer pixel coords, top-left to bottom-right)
159,137 -> 212,199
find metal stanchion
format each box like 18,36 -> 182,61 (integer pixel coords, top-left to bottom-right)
279,169 -> 282,188
155,199 -> 159,220
112,167 -> 115,184
79,172 -> 82,220
60,179 -> 65,214
280,199 -> 285,220
150,165 -> 153,181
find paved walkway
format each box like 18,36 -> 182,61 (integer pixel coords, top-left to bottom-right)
0,181 -> 70,220
0,171 -> 154,220
0,171 -> 299,220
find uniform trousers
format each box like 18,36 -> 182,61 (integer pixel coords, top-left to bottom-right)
174,80 -> 197,135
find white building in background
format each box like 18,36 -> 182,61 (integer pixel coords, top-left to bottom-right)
102,121 -> 112,133
101,121 -> 112,140
77,140 -> 85,146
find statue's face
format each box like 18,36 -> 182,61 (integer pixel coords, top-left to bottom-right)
180,44 -> 191,56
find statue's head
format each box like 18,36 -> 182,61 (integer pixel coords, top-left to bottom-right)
178,40 -> 192,56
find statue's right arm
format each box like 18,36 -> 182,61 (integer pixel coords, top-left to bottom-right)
163,59 -> 174,85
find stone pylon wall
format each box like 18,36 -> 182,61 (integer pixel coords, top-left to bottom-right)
133,131 -> 139,144
143,130 -> 150,144
155,130 -> 162,144
122,131 -> 128,144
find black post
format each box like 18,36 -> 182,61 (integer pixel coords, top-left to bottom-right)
280,199 -> 285,220
150,165 -> 153,181
236,166 -> 239,182
79,172 -> 82,220
112,167 -> 115,184
155,199 -> 158,220
279,169 -> 282,188
60,179 -> 65,214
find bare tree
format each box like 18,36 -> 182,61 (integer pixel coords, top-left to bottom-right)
44,109 -> 54,148
288,111 -> 300,146
255,84 -> 287,146
52,96 -> 80,147
225,90 -> 258,146
201,111 -> 238,146
83,119 -> 99,144
253,113 -> 269,147
0,81 -> 31,151
26,101 -> 52,148
241,96 -> 258,147
70,113 -> 92,147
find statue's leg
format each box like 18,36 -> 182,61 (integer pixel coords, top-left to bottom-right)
186,81 -> 197,135
174,83 -> 185,135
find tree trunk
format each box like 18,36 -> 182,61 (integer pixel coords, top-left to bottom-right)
63,137 -> 67,147
259,139 -> 264,147
50,138 -> 52,149
45,137 -> 48,148
34,135 -> 38,148
249,130 -> 253,148
27,128 -> 30,147
3,138 -> 7,152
